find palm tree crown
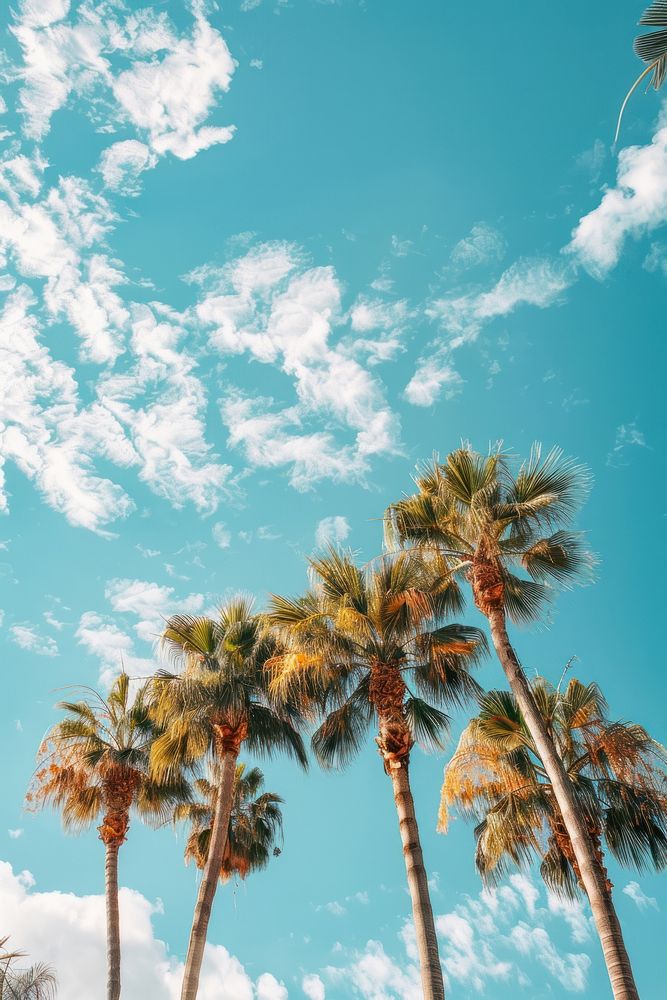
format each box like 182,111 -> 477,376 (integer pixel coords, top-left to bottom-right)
442,678 -> 667,898
385,444 -> 594,625
29,673 -> 188,844
267,548 -> 487,770
175,763 -> 283,882
149,597 -> 308,780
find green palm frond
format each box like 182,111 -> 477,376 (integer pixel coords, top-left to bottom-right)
312,698 -> 373,769
444,675 -> 667,899
404,698 -> 450,751
616,4 -> 667,143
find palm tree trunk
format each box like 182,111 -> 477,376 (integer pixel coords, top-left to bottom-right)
487,607 -> 639,1000
180,750 -> 238,1000
105,842 -> 121,1000
390,758 -> 445,1000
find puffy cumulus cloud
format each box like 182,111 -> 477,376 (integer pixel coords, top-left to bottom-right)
325,939 -> 422,1000
0,285 -> 134,533
111,6 -> 236,160
192,242 -> 401,488
98,140 -> 157,196
104,577 -> 204,644
406,258 -> 572,407
255,973 -> 288,1000
75,611 -> 154,687
509,924 -> 590,992
568,111 -> 667,277
98,304 -> 233,513
301,973 -> 325,1000
0,861 -> 281,1000
314,876 -> 593,998
9,623 -> 59,657
450,222 -> 506,269
315,515 -> 350,549
0,168 -> 127,364
622,881 -> 659,911
10,0 -> 236,167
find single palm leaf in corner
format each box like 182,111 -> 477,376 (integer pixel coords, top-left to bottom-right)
616,3 -> 667,142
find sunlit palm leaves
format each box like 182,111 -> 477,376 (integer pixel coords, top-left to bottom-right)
267,547 -> 487,768
386,444 -> 594,625
29,674 -> 189,834
150,600 -> 309,783
174,764 -> 283,882
442,678 -> 667,898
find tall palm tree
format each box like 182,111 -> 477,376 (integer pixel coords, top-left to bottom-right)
267,548 -> 487,1000
0,939 -> 57,1000
175,763 -> 283,883
28,674 -> 186,1000
616,3 -> 667,143
385,444 -> 640,1000
150,597 -> 308,1000
441,678 -> 667,901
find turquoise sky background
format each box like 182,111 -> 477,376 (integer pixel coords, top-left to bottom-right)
0,1 -> 665,998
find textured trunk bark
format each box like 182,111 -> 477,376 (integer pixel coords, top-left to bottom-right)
105,842 -> 121,1000
180,750 -> 238,1000
390,759 -> 445,1000
487,607 -> 639,1000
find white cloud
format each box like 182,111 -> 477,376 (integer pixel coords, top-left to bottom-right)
11,1 -> 236,165
111,10 -> 236,160
212,522 -> 232,549
0,860 -> 281,1000
192,241 -> 401,489
75,610 -> 154,688
10,623 -> 59,657
450,222 -> 505,269
510,923 -> 590,992
301,973 -> 325,1000
326,939 -> 422,1000
606,420 -> 647,468
255,973 -> 288,1000
406,258 -> 571,406
547,893 -> 591,944
8,829 -> 24,839
99,140 -> 157,196
104,578 -> 204,644
315,516 -> 350,549
623,881 -> 658,911
568,112 -> 667,277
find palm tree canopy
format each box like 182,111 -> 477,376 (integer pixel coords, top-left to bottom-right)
385,444 -> 594,625
267,547 -> 487,769
442,678 -> 667,898
28,674 -> 189,843
149,597 -> 309,782
174,763 -> 283,882
0,938 -> 57,999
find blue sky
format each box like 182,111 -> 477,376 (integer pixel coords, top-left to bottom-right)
0,1 -> 665,998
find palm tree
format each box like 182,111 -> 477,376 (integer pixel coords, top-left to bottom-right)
267,548 -> 487,1000
0,939 -> 57,1000
616,3 -> 667,143
385,444 -> 640,1000
150,597 -> 308,1000
441,678 -> 667,902
175,763 -> 283,883
28,674 -> 186,1000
